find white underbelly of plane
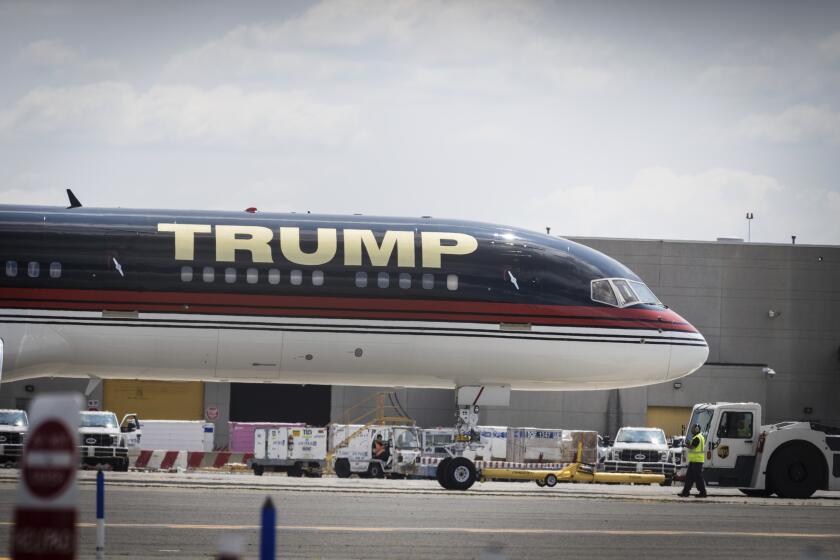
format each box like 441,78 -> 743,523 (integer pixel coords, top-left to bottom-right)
0,310 -> 707,390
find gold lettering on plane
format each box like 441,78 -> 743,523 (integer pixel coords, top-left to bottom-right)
279,227 -> 337,266
343,230 -> 415,267
215,225 -> 274,263
421,232 -> 478,268
157,223 -> 212,261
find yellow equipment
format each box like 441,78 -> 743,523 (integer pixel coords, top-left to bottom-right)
478,442 -> 666,487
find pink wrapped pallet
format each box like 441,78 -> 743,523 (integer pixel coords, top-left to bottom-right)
228,422 -> 306,453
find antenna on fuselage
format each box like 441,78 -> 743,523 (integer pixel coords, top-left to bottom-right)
66,189 -> 82,209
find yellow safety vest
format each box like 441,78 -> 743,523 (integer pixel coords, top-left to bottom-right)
687,433 -> 705,463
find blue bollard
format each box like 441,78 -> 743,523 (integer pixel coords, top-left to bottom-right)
96,469 -> 105,560
260,497 -> 276,560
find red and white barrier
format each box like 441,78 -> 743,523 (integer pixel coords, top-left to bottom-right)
132,450 -> 253,471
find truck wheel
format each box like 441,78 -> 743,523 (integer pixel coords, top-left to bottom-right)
436,458 -> 452,489
115,459 -> 129,473
288,464 -> 303,478
544,474 -> 558,487
253,464 -> 265,476
768,443 -> 824,499
368,461 -> 385,479
445,457 -> 476,491
334,458 -> 351,479
739,488 -> 773,497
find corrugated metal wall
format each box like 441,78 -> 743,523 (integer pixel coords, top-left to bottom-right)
103,380 -> 204,421
646,406 -> 693,438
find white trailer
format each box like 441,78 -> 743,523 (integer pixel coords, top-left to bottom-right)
251,426 -> 328,476
333,425 -> 422,479
686,402 -> 840,498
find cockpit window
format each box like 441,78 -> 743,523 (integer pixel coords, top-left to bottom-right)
591,279 -> 619,306
629,280 -> 661,305
590,278 -> 662,308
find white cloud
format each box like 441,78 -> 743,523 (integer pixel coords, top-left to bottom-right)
18,39 -> 79,67
164,0 -> 613,94
819,31 -> 840,60
0,82 -> 362,148
736,105 -> 840,145
516,167 -> 839,244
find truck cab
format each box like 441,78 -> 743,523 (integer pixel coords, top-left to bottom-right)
79,411 -> 141,471
686,402 -> 760,488
686,402 -> 840,498
0,409 -> 28,466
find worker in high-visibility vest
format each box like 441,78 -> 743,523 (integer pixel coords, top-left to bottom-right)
678,424 -> 707,498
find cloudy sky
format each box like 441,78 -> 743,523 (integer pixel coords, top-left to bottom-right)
1,1 -> 839,244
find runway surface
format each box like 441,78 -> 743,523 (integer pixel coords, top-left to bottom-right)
1,471 -> 838,559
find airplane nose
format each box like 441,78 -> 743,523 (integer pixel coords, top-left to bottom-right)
667,327 -> 708,380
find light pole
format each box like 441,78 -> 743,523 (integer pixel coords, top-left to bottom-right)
746,212 -> 754,242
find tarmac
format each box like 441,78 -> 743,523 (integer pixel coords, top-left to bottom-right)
1,470 -> 838,559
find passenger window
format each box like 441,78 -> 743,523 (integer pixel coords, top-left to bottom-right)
446,274 -> 458,291
399,273 -> 411,289
27,262 -> 40,278
355,271 -> 368,288
290,270 -> 302,285
6,261 -> 18,277
268,269 -> 280,285
225,268 -> 237,283
202,266 -> 215,282
377,272 -> 389,288
717,411 -> 753,439
312,270 -> 324,286
591,279 -> 618,307
246,268 -> 258,284
612,279 -> 639,306
49,262 -> 61,278
422,273 -> 434,289
181,266 -> 193,282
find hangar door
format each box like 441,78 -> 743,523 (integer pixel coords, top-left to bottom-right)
646,406 -> 693,438
103,380 -> 204,421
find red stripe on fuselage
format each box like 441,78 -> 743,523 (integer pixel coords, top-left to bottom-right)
0,287 -> 698,333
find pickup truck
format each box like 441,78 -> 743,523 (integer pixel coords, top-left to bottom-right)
602,426 -> 675,484
79,411 -> 141,471
0,409 -> 28,466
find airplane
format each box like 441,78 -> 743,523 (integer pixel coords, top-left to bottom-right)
0,203 -> 708,395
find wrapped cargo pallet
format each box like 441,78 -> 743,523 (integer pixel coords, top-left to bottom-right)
505,427 -> 564,463
561,430 -> 599,464
477,426 -> 508,460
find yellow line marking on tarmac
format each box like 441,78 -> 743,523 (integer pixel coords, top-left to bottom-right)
1,522 -> 838,539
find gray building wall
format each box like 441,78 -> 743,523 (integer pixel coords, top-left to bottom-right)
330,238 -> 840,434
0,377 -> 102,411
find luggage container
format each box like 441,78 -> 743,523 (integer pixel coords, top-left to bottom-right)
139,420 -> 215,452
477,426 -> 508,460
229,421 -> 306,453
251,426 -> 328,476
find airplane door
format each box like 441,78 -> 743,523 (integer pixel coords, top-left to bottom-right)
216,330 -> 283,379
708,407 -> 758,486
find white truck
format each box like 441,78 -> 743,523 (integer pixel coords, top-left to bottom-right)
602,426 -> 675,484
333,425 -> 423,479
685,402 -> 840,498
79,411 -> 141,471
250,426 -> 328,476
0,409 -> 28,467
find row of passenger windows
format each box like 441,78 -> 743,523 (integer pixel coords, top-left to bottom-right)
5,261 -> 61,278
180,266 -> 459,291
2,259 -> 459,291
